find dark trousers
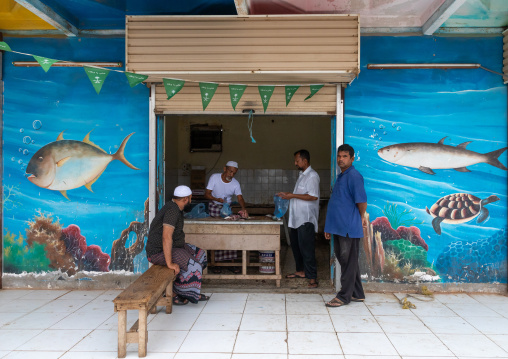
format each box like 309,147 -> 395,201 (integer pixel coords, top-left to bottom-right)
289,222 -> 317,280
334,234 -> 365,304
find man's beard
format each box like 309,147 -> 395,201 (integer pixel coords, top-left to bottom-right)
184,203 -> 192,212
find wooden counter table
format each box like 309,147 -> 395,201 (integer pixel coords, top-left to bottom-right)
184,217 -> 282,287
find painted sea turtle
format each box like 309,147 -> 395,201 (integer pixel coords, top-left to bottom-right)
425,193 -> 500,235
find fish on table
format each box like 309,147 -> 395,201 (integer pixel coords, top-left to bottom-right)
26,130 -> 139,200
377,137 -> 507,175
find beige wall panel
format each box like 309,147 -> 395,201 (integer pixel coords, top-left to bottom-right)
155,84 -> 336,114
167,115 -> 331,171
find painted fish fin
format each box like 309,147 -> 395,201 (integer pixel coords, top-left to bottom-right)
477,207 -> 489,224
83,130 -> 106,153
432,217 -> 444,235
56,131 -> 66,141
481,195 -> 500,206
454,167 -> 471,172
85,168 -> 106,192
57,156 -> 71,167
425,206 -> 430,215
60,190 -> 70,200
484,147 -> 508,171
437,137 -> 447,145
457,141 -> 472,149
419,166 -> 435,175
113,133 -> 140,170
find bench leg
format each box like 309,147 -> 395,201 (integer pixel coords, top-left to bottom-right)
242,250 -> 247,275
118,310 -> 127,358
138,308 -> 148,357
166,282 -> 173,314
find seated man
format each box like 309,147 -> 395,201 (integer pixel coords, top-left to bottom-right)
204,161 -> 248,273
145,185 -> 209,305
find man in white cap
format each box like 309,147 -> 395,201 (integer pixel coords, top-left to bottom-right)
204,161 -> 248,273
146,185 -> 209,305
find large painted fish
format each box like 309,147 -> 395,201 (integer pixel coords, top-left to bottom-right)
377,137 -> 507,175
26,130 -> 140,199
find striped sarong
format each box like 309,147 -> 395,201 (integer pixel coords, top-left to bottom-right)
147,243 -> 207,304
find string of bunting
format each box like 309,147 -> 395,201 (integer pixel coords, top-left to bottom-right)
0,40 -> 325,112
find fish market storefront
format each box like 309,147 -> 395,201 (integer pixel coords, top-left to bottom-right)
1,15 -> 507,292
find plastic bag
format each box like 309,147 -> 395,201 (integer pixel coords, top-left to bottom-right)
220,202 -> 232,218
273,195 -> 289,219
184,203 -> 209,219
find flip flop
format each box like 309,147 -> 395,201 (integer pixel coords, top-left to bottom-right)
285,273 -> 305,279
212,267 -> 222,274
198,294 -> 210,301
308,281 -> 319,288
227,267 -> 241,274
325,298 -> 347,308
172,296 -> 189,306
351,297 -> 365,302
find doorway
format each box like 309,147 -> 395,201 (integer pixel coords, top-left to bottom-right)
159,114 -> 334,291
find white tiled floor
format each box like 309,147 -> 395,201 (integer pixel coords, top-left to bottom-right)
0,289 -> 508,359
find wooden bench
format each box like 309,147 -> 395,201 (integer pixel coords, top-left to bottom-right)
113,265 -> 176,358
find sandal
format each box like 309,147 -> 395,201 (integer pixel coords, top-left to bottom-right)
227,266 -> 241,274
325,298 -> 347,308
198,294 -> 210,301
351,297 -> 365,302
172,296 -> 189,306
212,267 -> 222,274
285,273 -> 305,279
308,280 -> 319,288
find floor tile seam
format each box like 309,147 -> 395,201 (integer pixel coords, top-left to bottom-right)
370,314 -> 403,357
483,335 -> 508,356
460,315 -> 508,335
47,309 -> 115,330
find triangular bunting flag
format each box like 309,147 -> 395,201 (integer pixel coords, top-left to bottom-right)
304,84 -> 324,101
199,82 -> 219,110
258,85 -> 275,113
84,66 -> 110,94
229,84 -> 247,111
285,85 -> 300,107
163,78 -> 185,100
33,55 -> 59,72
0,41 -> 11,52
125,72 -> 148,87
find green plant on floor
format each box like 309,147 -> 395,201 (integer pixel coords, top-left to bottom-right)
383,202 -> 424,229
3,229 -> 51,274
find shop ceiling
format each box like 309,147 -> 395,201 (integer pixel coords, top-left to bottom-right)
0,0 -> 506,37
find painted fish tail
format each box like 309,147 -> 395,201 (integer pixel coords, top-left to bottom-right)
113,133 -> 140,170
484,147 -> 508,170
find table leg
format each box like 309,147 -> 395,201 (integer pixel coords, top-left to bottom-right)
242,250 -> 247,275
118,310 -> 127,358
166,282 -> 173,314
138,308 -> 148,357
275,250 -> 281,288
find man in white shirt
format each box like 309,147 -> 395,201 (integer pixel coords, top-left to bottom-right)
277,150 -> 320,288
205,161 -> 248,273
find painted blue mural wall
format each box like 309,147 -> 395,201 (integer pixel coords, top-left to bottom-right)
2,37 -> 150,276
347,36 -> 507,283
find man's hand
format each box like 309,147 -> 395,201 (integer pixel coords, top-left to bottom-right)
239,209 -> 249,218
277,192 -> 292,200
216,198 -> 224,203
167,262 -> 180,275
324,232 -> 331,240
362,216 -> 369,228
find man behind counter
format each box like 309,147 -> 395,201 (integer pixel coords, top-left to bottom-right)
204,161 -> 249,273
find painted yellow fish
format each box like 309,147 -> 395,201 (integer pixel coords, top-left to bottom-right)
26,130 -> 139,200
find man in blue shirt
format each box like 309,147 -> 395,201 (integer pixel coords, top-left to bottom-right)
324,144 -> 367,307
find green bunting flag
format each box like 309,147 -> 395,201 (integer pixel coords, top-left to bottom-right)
125,72 -> 148,87
84,66 -> 110,94
33,55 -> 59,72
199,82 -> 219,110
285,85 -> 300,107
229,84 -> 247,110
258,85 -> 275,113
163,78 -> 185,100
0,41 -> 11,52
304,84 -> 324,101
